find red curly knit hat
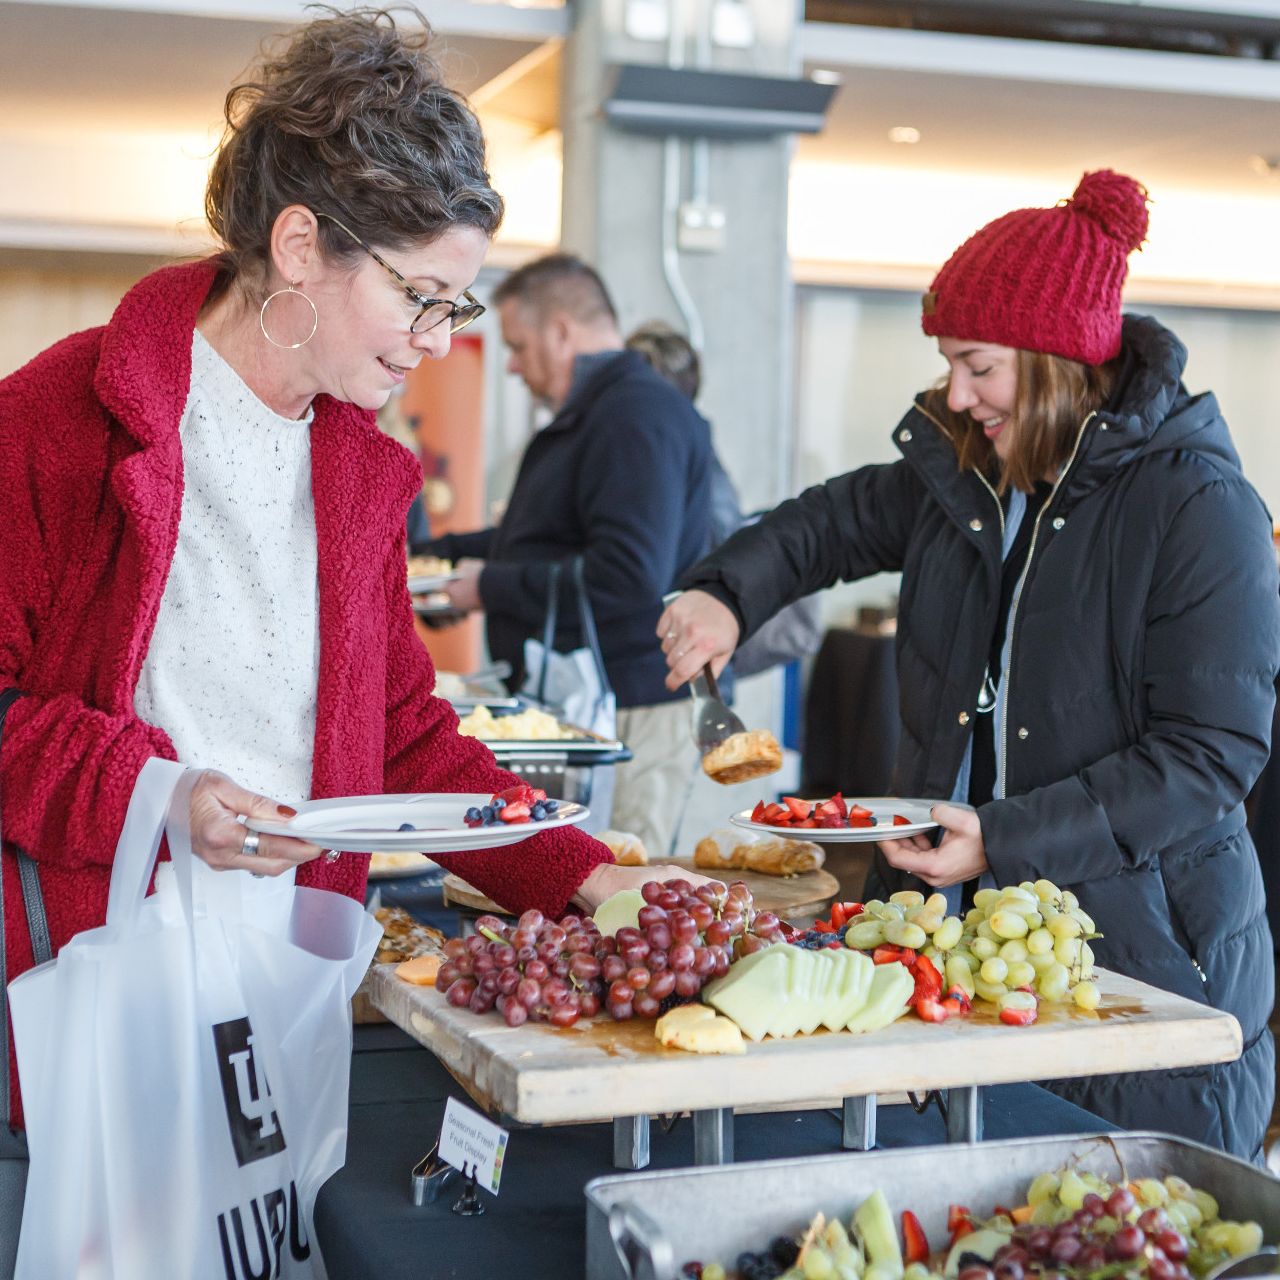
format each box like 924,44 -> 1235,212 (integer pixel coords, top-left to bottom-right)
921,170 -> 1150,366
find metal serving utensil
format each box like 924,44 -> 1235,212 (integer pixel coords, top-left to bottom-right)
662,592 -> 747,755
1206,1249 -> 1280,1280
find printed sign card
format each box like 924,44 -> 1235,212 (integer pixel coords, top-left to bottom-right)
438,1097 -> 509,1195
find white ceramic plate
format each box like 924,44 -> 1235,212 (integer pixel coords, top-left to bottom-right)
246,792 -> 588,854
408,572 -> 460,594
730,796 -> 941,843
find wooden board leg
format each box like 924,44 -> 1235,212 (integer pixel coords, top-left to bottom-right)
946,1085 -> 983,1143
614,1115 -> 650,1169
842,1094 -> 876,1150
692,1108 -> 734,1165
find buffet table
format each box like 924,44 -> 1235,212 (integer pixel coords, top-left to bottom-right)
313,1024 -> 1116,1280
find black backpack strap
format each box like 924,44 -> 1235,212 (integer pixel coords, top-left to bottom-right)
0,689 -> 51,1131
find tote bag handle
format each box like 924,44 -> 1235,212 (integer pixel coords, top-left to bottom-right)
532,556 -> 613,706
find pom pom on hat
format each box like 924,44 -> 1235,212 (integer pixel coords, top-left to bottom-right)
921,169 -> 1150,366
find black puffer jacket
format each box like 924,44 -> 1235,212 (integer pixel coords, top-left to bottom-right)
683,316 -> 1280,1159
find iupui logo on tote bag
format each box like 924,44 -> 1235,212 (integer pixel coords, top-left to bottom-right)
213,1016 -> 287,1166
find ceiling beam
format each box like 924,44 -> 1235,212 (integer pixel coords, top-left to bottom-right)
800,18 -> 1280,97
1,0 -> 569,39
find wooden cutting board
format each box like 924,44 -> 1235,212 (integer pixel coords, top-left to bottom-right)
369,965 -> 1242,1126
441,859 -> 840,919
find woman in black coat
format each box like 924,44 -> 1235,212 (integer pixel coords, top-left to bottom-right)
659,170 -> 1280,1159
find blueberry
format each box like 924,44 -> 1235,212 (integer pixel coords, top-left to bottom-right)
464,807 -> 482,823
531,803 -> 547,820
543,799 -> 559,813
736,1254 -> 759,1276
398,822 -> 416,832
480,805 -> 495,821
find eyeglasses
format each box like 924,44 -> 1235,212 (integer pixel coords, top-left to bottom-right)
317,212 -> 484,336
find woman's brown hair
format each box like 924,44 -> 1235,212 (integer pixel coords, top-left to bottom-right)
924,350 -> 1116,494
205,6 -> 504,288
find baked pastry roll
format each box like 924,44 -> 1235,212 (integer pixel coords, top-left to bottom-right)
600,829 -> 648,866
700,729 -> 783,785
693,828 -> 824,877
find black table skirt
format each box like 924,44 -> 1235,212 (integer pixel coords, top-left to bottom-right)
314,1024 -> 1115,1280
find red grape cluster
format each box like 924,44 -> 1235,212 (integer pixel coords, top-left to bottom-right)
433,878 -> 786,1029
962,1188 -> 1194,1280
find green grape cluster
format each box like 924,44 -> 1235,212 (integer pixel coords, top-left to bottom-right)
845,880 -> 1103,1016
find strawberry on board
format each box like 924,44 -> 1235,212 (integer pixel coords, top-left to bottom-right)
902,1210 -> 931,1264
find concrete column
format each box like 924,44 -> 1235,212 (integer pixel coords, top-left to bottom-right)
560,0 -> 802,514
560,0 -> 807,848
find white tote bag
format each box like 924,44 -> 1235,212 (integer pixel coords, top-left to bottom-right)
7,759 -> 380,1280
521,558 -> 618,831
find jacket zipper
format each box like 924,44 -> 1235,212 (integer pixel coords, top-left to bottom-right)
998,411 -> 1096,795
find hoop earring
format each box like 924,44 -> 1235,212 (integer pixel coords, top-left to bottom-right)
259,283 -> 318,349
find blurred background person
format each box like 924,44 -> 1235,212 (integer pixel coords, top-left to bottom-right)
429,256 -> 714,855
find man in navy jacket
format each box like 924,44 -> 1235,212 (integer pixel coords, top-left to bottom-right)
429,254 -> 714,855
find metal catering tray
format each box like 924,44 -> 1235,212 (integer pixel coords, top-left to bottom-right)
586,1132 -> 1280,1280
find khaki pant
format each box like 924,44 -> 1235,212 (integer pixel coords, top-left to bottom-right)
611,700 -> 700,859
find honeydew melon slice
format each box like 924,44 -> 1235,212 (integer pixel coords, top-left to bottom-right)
701,947 -> 794,1041
855,1189 -> 904,1279
592,889 -> 647,937
843,962 -> 914,1033
823,948 -> 874,1031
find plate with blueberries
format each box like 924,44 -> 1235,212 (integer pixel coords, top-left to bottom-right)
244,791 -> 589,854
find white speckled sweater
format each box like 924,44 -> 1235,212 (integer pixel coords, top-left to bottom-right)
134,330 -> 319,812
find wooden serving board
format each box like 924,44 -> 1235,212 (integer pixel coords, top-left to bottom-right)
441,859 -> 840,919
369,965 -> 1242,1127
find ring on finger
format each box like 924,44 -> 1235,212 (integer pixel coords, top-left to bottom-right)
324,849 -> 341,864
241,832 -> 261,857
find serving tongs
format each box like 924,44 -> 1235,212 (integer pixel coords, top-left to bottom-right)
663,592 -> 780,784
1207,1249 -> 1280,1280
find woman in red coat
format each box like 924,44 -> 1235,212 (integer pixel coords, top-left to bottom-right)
0,9 -> 679,1131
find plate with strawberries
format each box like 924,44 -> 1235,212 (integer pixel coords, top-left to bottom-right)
731,793 -> 939,843
245,785 -> 588,854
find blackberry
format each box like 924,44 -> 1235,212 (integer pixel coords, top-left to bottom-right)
770,1236 -> 800,1268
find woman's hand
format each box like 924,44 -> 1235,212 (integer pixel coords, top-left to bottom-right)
657,590 -> 740,692
189,770 -> 324,878
444,558 -> 484,613
878,802 -> 989,888
570,861 -> 721,914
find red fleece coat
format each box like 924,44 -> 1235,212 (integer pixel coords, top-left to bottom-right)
0,260 -> 612,1127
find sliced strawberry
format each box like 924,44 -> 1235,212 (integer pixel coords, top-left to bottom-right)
815,798 -> 843,818
530,788 -> 547,803
829,791 -> 849,819
497,784 -> 534,804
499,801 -> 531,823
750,801 -> 767,823
943,984 -> 973,1014
999,1005 -> 1038,1026
912,954 -> 943,1000
892,814 -> 912,826
761,803 -> 790,825
850,815 -> 875,828
915,996 -> 950,1023
817,813 -> 847,829
794,818 -> 818,828
783,796 -> 811,820
902,1210 -> 931,1264
848,803 -> 873,820
872,944 -> 911,966
947,1205 -> 973,1235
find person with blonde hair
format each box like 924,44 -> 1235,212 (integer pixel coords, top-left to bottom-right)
660,171 -> 1280,1157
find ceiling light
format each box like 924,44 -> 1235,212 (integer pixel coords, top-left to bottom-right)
809,68 -> 843,85
888,126 -> 921,145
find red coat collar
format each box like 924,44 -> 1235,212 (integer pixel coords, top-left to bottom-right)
92,260 -> 421,799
